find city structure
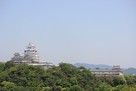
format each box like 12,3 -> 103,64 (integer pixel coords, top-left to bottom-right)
90,66 -> 123,76
12,43 -> 54,68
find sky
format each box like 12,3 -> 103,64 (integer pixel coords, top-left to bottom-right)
0,0 -> 136,68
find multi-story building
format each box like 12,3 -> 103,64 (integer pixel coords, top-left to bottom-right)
12,43 -> 54,68
90,66 -> 123,76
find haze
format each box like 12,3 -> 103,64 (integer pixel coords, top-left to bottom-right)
0,0 -> 136,68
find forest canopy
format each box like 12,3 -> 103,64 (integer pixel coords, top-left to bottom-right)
0,61 -> 136,91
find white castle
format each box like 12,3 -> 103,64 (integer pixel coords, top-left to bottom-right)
12,43 -> 54,68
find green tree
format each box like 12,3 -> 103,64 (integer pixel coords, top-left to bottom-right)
53,86 -> 62,91
1,81 -> 15,91
113,85 -> 136,91
124,75 -> 136,85
113,76 -> 126,86
96,83 -> 112,91
61,87 -> 69,91
4,61 -> 15,70
69,85 -> 84,91
40,87 -> 52,91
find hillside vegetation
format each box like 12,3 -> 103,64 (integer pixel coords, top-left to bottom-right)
0,61 -> 136,91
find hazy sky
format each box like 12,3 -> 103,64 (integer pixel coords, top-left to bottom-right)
0,0 -> 136,68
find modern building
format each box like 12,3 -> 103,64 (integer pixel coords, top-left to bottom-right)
12,43 -> 54,68
90,66 -> 123,76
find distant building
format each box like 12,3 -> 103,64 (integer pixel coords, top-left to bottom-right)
12,43 -> 54,68
90,66 -> 123,76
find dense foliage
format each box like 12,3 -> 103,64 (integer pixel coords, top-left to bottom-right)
0,61 -> 136,91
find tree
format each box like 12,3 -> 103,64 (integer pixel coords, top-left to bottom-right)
41,87 -> 52,91
113,76 -> 126,86
113,85 -> 136,91
61,88 -> 69,91
69,85 -> 84,91
4,61 -> 15,70
1,81 -> 15,91
96,83 -> 112,91
0,63 -> 5,72
124,75 -> 136,85
53,86 -> 62,91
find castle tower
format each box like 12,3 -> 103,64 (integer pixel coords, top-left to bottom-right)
23,43 -> 39,63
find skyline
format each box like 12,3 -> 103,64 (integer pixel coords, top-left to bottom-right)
0,0 -> 136,68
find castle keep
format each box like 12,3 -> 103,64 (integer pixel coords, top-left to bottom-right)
12,43 -> 54,68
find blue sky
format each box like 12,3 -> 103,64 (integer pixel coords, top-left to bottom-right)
0,0 -> 136,68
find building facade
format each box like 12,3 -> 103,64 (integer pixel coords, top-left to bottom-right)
90,66 -> 123,76
12,43 -> 54,68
